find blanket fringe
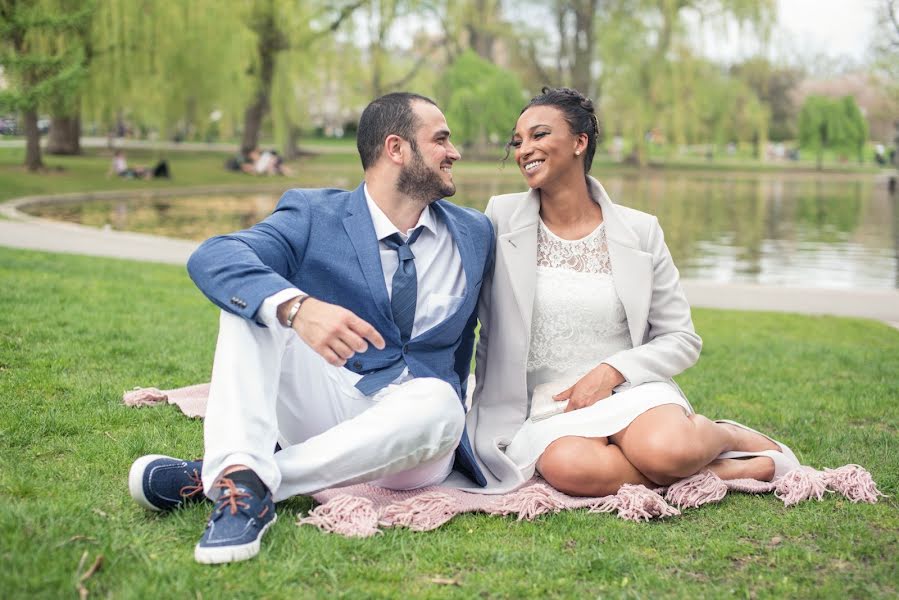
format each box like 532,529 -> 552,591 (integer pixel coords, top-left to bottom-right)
379,491 -> 458,531
666,471 -> 728,508
823,464 -> 885,504
495,483 -> 565,521
122,387 -> 167,407
297,494 -> 381,538
774,466 -> 828,507
590,484 -> 680,522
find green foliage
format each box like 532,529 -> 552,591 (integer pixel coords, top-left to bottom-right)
594,0 -> 774,164
798,95 -> 869,168
731,57 -> 803,141
81,0 -> 253,139
0,0 -> 93,110
441,50 -> 525,151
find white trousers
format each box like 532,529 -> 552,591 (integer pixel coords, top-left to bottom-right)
202,311 -> 463,502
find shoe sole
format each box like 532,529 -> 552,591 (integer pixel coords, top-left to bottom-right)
194,514 -> 278,564
128,454 -> 175,512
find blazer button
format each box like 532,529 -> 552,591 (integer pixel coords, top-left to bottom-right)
353,361 -> 362,370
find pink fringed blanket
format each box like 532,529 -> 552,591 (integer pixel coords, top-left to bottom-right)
123,385 -> 885,537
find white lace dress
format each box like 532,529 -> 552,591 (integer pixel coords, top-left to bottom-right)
504,219 -> 691,469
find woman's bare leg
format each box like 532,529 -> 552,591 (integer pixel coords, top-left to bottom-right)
536,435 -> 653,497
610,405 -> 779,485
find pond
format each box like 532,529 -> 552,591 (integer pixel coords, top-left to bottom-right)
25,168 -> 899,290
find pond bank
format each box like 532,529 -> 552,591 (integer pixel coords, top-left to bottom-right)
2,188 -> 897,329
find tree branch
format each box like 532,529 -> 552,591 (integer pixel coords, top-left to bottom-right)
383,37 -> 445,90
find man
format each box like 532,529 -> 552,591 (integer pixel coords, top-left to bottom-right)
128,93 -> 493,564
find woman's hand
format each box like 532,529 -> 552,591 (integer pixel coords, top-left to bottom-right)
555,363 -> 626,412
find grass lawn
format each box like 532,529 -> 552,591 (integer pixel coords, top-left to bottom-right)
1,246 -> 897,598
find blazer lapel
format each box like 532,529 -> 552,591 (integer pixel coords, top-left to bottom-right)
590,178 -> 652,346
343,184 -> 392,324
499,189 -> 540,331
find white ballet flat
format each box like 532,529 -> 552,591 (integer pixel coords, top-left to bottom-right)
715,419 -> 801,480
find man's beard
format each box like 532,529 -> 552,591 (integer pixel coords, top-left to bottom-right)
396,145 -> 455,204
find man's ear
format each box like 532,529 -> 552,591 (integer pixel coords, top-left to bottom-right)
383,134 -> 406,165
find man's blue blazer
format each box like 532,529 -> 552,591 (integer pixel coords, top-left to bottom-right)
187,183 -> 494,486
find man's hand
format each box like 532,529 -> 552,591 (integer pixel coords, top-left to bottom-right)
280,297 -> 385,366
555,363 -> 626,413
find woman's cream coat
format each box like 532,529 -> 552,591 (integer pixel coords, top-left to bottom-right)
447,177 -> 702,493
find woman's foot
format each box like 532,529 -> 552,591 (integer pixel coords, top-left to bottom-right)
714,420 -> 801,480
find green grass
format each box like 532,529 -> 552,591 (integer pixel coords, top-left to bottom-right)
1,246 -> 897,598
0,147 -> 364,204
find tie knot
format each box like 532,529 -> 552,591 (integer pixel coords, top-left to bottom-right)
384,226 -> 424,257
396,244 -> 415,261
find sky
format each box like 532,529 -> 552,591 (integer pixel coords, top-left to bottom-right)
696,0 -> 882,66
773,0 -> 879,61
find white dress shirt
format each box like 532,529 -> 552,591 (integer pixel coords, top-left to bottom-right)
257,184 -> 467,387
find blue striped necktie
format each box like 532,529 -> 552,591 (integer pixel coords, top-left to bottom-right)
355,225 -> 424,395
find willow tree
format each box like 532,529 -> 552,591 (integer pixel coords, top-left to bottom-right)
598,0 -> 774,164
239,0 -> 364,154
440,50 -> 525,157
436,0 -> 506,62
82,0 -> 252,145
508,0 -> 600,99
0,0 -> 92,170
798,95 -> 868,169
45,0 -> 94,155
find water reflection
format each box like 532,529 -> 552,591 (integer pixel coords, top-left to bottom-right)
25,172 -> 898,289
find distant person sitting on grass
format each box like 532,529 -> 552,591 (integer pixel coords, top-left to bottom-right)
109,150 -> 170,180
229,147 -> 293,177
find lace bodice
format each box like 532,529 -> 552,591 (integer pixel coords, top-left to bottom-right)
526,220 -> 632,390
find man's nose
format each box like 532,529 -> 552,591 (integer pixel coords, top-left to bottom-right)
447,141 -> 461,161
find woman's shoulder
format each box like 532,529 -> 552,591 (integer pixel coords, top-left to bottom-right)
484,189 -> 535,226
486,190 -> 531,212
610,203 -> 658,229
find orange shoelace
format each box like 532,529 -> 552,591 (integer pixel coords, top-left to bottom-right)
178,468 -> 204,500
213,478 -> 251,516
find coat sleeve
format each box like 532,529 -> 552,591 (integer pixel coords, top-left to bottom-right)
454,212 -> 495,402
186,189 -> 313,322
603,216 -> 702,387
471,199 -> 498,408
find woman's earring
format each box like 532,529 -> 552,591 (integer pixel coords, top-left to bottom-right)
575,150 -> 581,156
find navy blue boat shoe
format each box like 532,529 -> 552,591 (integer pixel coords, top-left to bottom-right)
128,454 -> 206,512
194,477 -> 277,564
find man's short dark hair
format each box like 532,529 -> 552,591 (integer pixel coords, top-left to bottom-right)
357,92 -> 437,170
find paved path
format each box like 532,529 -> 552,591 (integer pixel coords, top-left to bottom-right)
2,189 -> 898,329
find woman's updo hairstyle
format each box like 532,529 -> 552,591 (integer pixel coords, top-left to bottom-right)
520,87 -> 599,174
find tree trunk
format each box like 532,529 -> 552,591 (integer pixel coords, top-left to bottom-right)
240,6 -> 285,155
47,114 -> 82,155
467,0 -> 497,61
571,0 -> 598,97
283,125 -> 302,160
23,109 -> 44,171
241,98 -> 267,155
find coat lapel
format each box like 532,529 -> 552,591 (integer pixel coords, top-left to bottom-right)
499,189 -> 540,331
590,178 -> 652,346
342,184 -> 392,324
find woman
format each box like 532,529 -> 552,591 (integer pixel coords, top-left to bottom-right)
468,88 -> 800,497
